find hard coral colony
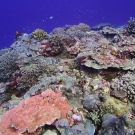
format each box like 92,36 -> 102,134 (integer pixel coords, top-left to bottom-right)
0,19 -> 135,135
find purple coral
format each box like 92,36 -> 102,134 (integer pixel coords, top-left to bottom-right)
71,124 -> 85,133
83,92 -> 101,111
55,119 -> 69,129
99,114 -> 134,135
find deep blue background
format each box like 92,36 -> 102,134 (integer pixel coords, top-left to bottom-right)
0,0 -> 135,49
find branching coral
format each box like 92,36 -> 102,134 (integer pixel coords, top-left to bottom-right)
6,56 -> 59,94
32,29 -> 48,41
111,72 -> 135,103
0,49 -> 18,82
86,104 -> 114,126
16,63 -> 49,91
126,17 -> 135,33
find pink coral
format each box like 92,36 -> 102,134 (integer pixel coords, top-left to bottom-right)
0,89 -> 72,134
72,114 -> 82,123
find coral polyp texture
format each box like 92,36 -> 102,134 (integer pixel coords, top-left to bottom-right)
111,72 -> 135,103
0,89 -> 72,134
32,29 -> 48,41
0,18 -> 135,135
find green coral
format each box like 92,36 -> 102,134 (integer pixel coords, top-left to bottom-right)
65,52 -> 73,59
87,104 -> 114,126
32,29 -> 48,41
103,96 -> 128,116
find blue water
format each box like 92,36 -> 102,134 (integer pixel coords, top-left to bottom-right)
0,0 -> 135,49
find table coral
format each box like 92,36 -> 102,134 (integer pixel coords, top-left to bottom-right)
76,43 -> 135,70
1,18 -> 135,135
100,26 -> 118,35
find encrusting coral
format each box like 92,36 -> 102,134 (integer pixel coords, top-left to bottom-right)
103,96 -> 128,116
83,92 -> 102,111
0,89 -> 72,134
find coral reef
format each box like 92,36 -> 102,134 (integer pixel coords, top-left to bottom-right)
1,19 -> 135,135
23,73 -> 76,99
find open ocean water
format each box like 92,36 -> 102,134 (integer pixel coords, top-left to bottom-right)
0,0 -> 135,49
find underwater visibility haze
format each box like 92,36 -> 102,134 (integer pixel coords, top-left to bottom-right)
0,0 -> 135,135
0,0 -> 135,49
